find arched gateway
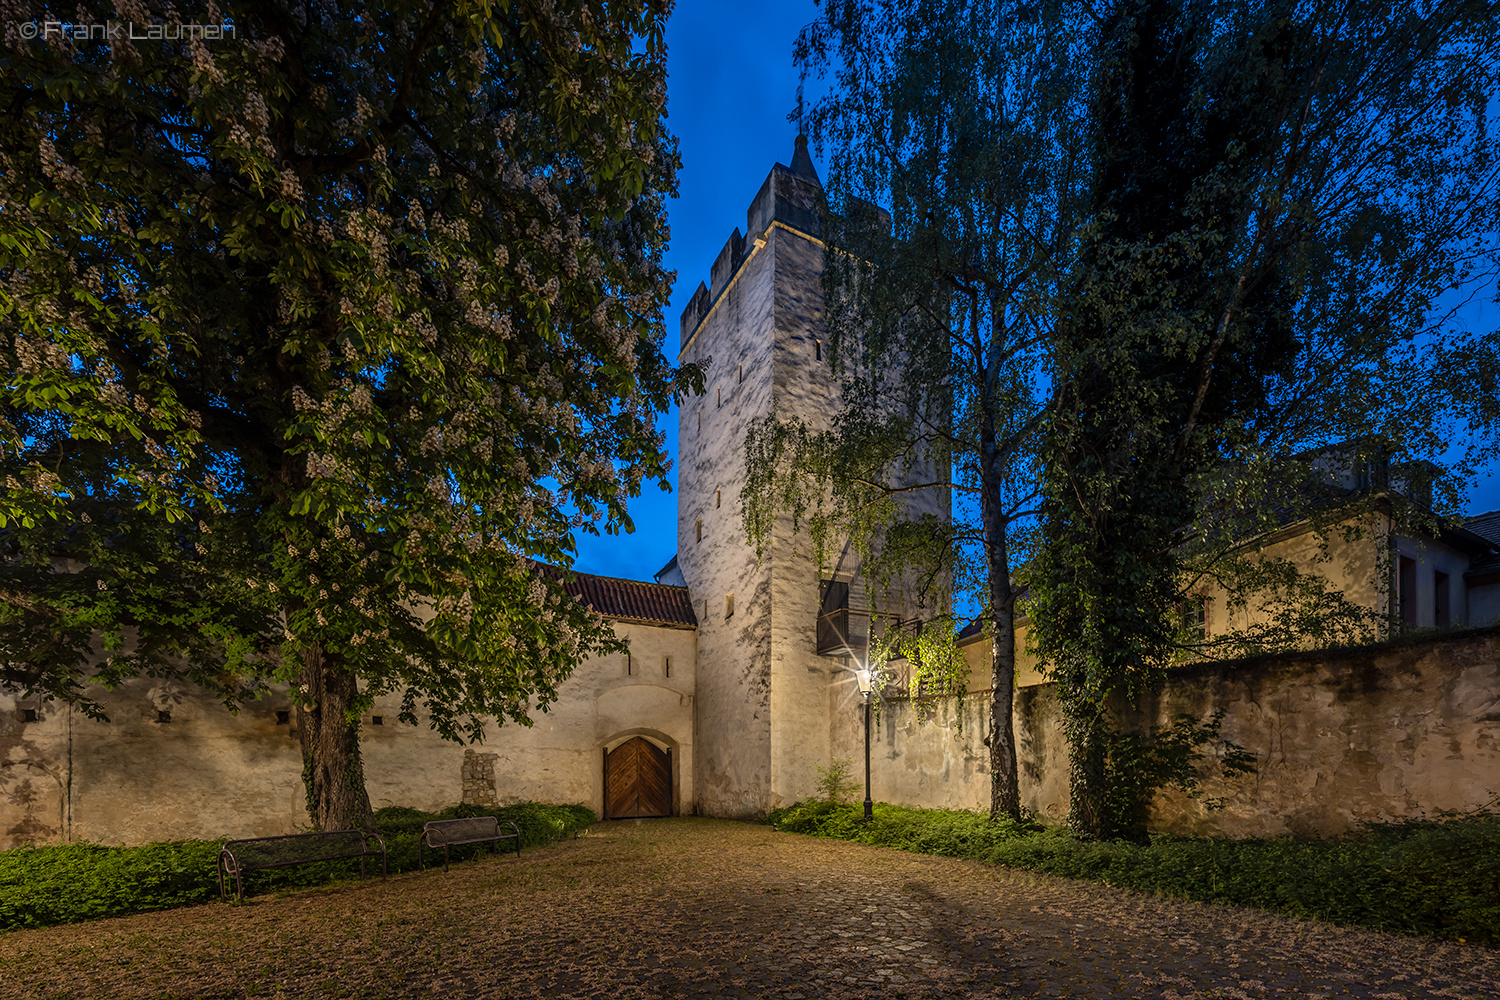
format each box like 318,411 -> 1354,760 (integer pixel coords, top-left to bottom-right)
604,736 -> 672,819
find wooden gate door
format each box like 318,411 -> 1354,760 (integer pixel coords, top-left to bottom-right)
604,737 -> 672,819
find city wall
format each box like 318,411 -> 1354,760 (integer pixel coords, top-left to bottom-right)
0,621 -> 695,848
830,625 -> 1500,837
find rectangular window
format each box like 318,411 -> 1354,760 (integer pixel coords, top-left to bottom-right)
726,593 -> 734,619
815,338 -> 822,361
697,410 -> 701,432
738,363 -> 743,384
1181,596 -> 1208,643
1435,570 -> 1450,628
626,651 -> 632,676
820,579 -> 850,614
1399,556 -> 1418,625
716,489 -> 721,509
664,656 -> 671,678
717,387 -> 722,408
695,519 -> 702,543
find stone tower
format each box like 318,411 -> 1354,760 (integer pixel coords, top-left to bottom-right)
673,138 -> 849,818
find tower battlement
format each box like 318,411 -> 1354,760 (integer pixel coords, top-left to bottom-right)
679,137 -> 825,352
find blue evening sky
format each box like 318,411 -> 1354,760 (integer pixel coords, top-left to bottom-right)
568,0 -> 822,581
567,0 -> 1500,582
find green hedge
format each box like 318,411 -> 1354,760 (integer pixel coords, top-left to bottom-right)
0,802 -> 596,930
767,801 -> 1500,945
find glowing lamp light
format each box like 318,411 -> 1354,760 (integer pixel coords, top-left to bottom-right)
854,662 -> 875,821
854,667 -> 874,697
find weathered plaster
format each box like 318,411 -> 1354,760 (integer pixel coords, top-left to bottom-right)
0,619 -> 694,848
828,626 -> 1500,837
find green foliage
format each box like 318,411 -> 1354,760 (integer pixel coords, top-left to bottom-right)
0,802 -> 596,930
0,0 -> 696,830
813,757 -> 861,805
769,801 -> 1043,855
0,840 -> 224,931
768,801 -> 1500,945
1101,712 -> 1258,841
1030,0 -> 1500,840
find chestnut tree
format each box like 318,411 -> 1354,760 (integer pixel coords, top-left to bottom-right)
0,0 -> 693,831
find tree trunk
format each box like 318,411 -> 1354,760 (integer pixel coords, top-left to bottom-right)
1062,701 -> 1108,840
978,408 -> 1022,822
295,642 -> 375,832
985,548 -> 1022,823
987,628 -> 1021,821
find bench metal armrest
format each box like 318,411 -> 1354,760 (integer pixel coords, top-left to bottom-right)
217,845 -> 241,903
362,831 -> 388,878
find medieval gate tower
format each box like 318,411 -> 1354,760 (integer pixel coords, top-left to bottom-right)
667,138 -> 865,818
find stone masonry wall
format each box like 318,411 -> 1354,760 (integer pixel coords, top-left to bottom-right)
677,158 -> 841,818
766,217 -> 839,813
828,626 -> 1500,837
676,188 -> 778,819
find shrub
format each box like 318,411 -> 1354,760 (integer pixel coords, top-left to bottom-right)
813,758 -> 861,804
0,801 -> 596,930
0,840 -> 224,930
767,800 -> 1499,945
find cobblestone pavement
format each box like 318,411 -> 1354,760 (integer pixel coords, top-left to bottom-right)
1,818 -> 1495,999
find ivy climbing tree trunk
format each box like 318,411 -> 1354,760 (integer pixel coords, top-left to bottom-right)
296,643 -> 374,832
1031,0 -> 1500,841
1060,703 -> 1109,839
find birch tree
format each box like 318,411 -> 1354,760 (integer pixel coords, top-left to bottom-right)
744,0 -> 1095,822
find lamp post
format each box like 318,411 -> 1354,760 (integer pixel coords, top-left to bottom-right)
854,665 -> 874,821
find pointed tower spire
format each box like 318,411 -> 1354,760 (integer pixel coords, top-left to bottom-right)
791,134 -> 821,186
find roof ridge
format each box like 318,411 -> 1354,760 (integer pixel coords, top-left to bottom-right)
567,568 -> 688,591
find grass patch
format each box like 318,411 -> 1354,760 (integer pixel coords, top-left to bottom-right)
0,801 -> 595,931
767,800 -> 1500,946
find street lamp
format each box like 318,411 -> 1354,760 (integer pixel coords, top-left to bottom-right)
854,664 -> 874,821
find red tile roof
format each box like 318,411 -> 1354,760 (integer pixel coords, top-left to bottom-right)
557,570 -> 697,628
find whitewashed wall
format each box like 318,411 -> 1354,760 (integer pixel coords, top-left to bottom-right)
0,619 -> 695,848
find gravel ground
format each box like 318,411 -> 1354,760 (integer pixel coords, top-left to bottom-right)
0,817 -> 1494,999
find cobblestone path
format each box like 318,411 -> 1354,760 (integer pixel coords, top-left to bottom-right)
1,818 -> 1494,999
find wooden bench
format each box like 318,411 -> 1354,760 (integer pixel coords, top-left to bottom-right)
217,829 -> 387,902
420,815 -> 521,872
